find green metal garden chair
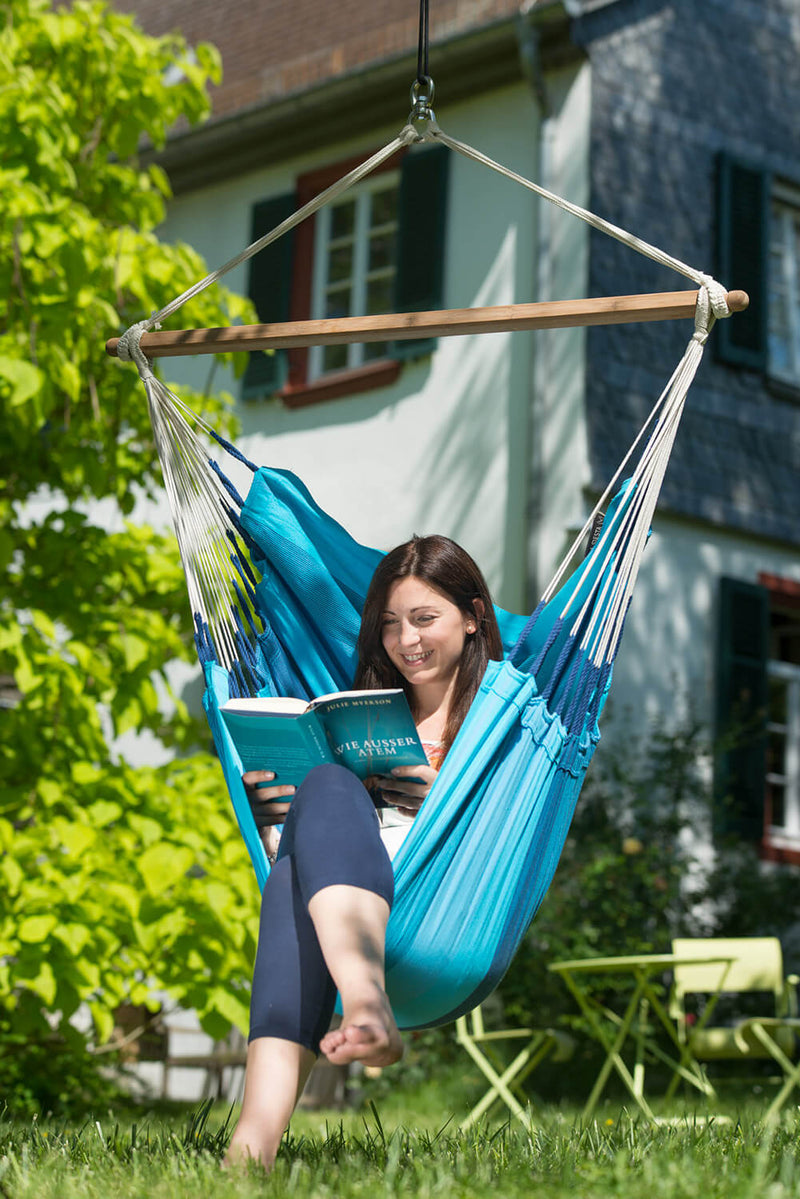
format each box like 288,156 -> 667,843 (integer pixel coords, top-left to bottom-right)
667,936 -> 799,1118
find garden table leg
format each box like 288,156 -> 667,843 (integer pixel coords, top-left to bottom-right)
633,997 -> 649,1100
559,971 -> 657,1122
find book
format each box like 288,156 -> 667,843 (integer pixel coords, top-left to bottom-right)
219,688 -> 428,788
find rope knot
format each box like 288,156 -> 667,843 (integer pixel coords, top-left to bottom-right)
700,272 -> 734,318
116,321 -> 154,381
693,275 -> 729,344
698,273 -> 730,319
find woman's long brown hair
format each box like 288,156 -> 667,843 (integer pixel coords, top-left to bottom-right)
353,536 -> 503,759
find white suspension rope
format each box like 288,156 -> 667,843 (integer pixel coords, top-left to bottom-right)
137,368 -> 260,673
587,392 -> 682,664
551,291 -> 715,667
426,124 -> 732,315
117,310 -> 270,673
139,126 -> 417,333
115,114 -> 733,358
153,407 -> 238,654
149,394 -> 239,663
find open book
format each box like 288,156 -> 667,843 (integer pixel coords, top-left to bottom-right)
220,688 -> 428,788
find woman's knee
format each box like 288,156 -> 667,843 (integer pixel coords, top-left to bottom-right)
292,763 -> 372,819
284,765 -> 392,907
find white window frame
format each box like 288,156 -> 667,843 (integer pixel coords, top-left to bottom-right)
768,182 -> 800,387
765,658 -> 800,847
308,172 -> 399,381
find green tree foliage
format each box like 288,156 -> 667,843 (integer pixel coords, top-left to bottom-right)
0,0 -> 260,1111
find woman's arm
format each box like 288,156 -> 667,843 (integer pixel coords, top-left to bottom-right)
242,770 -> 296,858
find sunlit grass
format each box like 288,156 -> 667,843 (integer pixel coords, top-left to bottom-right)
2,1071 -> 800,1197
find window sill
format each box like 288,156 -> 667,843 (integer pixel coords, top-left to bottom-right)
765,373 -> 800,405
761,835 -> 800,866
280,359 -> 402,409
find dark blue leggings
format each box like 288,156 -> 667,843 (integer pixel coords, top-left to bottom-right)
248,763 -> 395,1054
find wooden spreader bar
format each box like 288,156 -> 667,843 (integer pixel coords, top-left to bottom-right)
106,289 -> 748,359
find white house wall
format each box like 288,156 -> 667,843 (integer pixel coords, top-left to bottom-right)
527,61 -> 593,602
159,74 -> 590,616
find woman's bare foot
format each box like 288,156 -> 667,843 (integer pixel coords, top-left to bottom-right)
223,1134 -> 275,1172
319,996 -> 403,1067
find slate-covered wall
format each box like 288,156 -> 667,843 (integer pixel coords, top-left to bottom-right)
576,0 -> 800,546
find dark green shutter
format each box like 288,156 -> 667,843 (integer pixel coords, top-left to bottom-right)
714,577 -> 769,841
715,155 -> 770,371
391,144 -> 450,360
242,193 -> 296,399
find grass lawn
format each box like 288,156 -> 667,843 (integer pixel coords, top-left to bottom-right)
2,1065 -> 800,1197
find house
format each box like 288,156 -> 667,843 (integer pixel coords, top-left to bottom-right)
112,1 -> 800,875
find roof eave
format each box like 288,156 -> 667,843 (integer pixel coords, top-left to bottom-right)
153,6 -> 579,194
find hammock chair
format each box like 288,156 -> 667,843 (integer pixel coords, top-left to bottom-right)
109,75 -> 746,1031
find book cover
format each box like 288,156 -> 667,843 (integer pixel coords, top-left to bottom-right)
220,689 -> 427,788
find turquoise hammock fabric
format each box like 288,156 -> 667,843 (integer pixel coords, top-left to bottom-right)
199,453 -> 630,1029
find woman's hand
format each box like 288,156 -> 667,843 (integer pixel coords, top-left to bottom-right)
374,764 -> 438,819
243,770 -> 295,827
243,770 -> 295,861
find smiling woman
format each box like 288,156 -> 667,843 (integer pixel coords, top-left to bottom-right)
355,535 -> 503,759
225,535 -> 502,1171
381,578 -> 475,707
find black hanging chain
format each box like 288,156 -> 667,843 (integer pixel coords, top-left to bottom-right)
416,0 -> 430,85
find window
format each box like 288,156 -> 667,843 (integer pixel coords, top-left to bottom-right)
716,155 -> 800,389
768,186 -> 800,386
766,662 -> 800,840
715,574 -> 800,860
765,590 -> 800,847
714,577 -> 768,843
243,144 -> 449,408
308,174 -> 399,380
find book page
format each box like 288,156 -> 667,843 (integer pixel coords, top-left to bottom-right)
310,688 -> 402,708
221,696 -> 308,716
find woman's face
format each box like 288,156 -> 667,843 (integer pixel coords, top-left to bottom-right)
381,576 -> 475,691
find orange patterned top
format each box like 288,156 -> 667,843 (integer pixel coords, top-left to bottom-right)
421,738 -> 445,771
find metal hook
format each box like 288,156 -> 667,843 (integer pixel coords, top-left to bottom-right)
409,76 -> 437,137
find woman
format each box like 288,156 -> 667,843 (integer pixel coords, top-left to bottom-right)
226,535 -> 503,1169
